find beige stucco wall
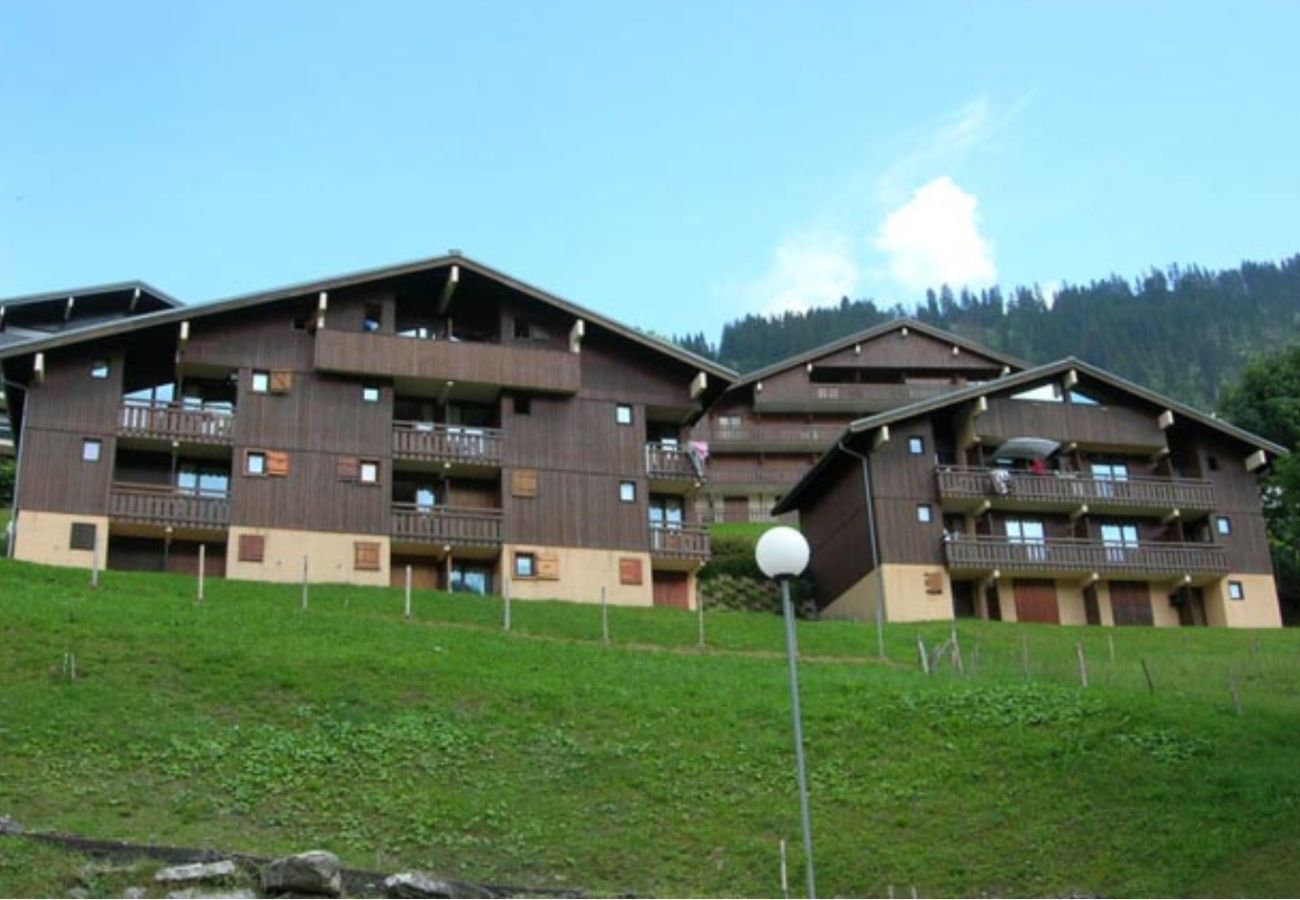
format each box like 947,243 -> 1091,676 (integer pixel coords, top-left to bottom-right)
226,526 -> 390,586
12,510 -> 109,570
1204,573 -> 1282,628
821,569 -> 884,621
824,564 -> 953,623
1055,580 -> 1088,626
1148,586 -> 1182,627
502,544 -> 678,608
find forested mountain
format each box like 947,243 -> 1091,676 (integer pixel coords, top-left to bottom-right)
675,255 -> 1300,410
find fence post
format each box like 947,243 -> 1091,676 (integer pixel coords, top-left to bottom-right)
1075,641 -> 1089,688
404,564 -> 412,620
916,634 -> 930,675
779,838 -> 789,899
950,622 -> 964,674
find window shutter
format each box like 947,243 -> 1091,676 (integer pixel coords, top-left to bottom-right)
267,451 -> 291,477
337,456 -> 360,481
69,522 -> 97,551
924,571 -> 944,595
511,468 -> 538,498
619,557 -> 643,586
536,550 -> 560,580
354,541 -> 381,571
238,534 -> 266,563
269,370 -> 293,394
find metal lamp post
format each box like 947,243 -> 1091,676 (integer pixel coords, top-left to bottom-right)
755,525 -> 816,899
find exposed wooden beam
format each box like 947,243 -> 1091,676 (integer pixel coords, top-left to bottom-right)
1063,368 -> 1078,389
436,265 -> 460,314
1069,504 -> 1089,521
872,425 -> 890,449
316,291 -> 328,330
1161,509 -> 1181,525
1157,409 -> 1175,430
438,380 -> 454,404
1246,449 -> 1267,471
853,342 -> 861,355
64,296 -> 75,322
1151,446 -> 1171,462
972,395 -> 988,417
689,371 -> 708,400
569,318 -> 585,354
33,352 -> 45,384
178,321 -> 190,343
129,287 -> 141,312
975,499 -> 991,516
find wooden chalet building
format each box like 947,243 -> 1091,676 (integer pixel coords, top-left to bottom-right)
0,282 -> 180,456
0,255 -> 732,610
773,358 -> 1285,628
690,320 -> 1023,523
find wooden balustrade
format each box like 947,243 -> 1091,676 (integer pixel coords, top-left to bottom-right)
754,382 -> 956,413
707,464 -> 812,486
935,467 -> 1216,512
943,535 -> 1228,576
645,443 -> 704,481
391,504 -> 504,547
392,422 -> 504,466
118,400 -> 234,445
109,482 -> 231,530
699,424 -> 839,450
649,523 -> 711,561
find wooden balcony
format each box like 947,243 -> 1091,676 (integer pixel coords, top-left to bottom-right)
943,535 -> 1228,579
699,424 -> 840,453
118,400 -> 234,445
315,330 -> 581,394
393,422 -> 503,467
645,443 -> 705,489
649,523 -> 710,566
109,482 -> 231,532
391,504 -> 503,548
935,467 -> 1215,516
706,463 -> 812,489
753,382 -> 955,414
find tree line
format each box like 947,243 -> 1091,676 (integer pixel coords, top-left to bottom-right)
675,254 -> 1300,410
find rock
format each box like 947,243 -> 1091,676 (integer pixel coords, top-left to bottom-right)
0,815 -> 22,835
121,888 -> 148,899
262,850 -> 342,897
166,890 -> 255,900
384,870 -> 457,898
155,860 -> 239,885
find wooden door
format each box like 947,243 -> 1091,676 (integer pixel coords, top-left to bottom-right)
1110,581 -> 1154,626
1014,579 -> 1060,624
952,581 -> 976,619
984,583 -> 1002,621
652,572 -> 690,609
1083,584 -> 1101,625
1176,587 -> 1207,627
390,557 -> 441,590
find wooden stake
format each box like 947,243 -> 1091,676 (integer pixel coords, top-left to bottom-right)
1228,671 -> 1243,716
601,586 -> 609,644
301,556 -> 308,610
197,544 -> 206,602
404,565 -> 412,620
1075,642 -> 1089,688
779,838 -> 789,899
1140,657 -> 1155,693
917,634 -> 930,675
950,622 -> 964,674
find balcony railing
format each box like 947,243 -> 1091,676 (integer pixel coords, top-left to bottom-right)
391,504 -> 504,547
645,443 -> 704,482
649,523 -> 711,561
118,400 -> 234,445
697,424 -> 839,451
109,482 -> 231,530
943,535 -> 1228,577
706,464 -> 812,487
392,422 -> 504,467
935,467 -> 1215,512
753,382 -> 957,413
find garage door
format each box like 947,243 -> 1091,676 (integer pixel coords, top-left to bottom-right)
1014,579 -> 1060,624
653,572 -> 690,609
1109,581 -> 1153,626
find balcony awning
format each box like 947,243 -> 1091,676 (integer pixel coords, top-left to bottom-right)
993,437 -> 1061,460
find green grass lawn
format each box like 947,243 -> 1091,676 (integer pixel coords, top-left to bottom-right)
2,558 -> 1299,897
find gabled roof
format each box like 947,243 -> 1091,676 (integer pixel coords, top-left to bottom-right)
727,317 -> 1025,391
773,356 -> 1287,514
0,254 -> 737,382
0,280 -> 183,311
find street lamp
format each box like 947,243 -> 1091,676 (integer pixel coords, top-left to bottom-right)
755,525 -> 816,899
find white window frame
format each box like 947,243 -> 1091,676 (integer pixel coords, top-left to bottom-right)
359,460 -> 379,484
619,481 -> 637,503
81,438 -> 102,462
251,370 -> 270,394
616,404 -> 633,426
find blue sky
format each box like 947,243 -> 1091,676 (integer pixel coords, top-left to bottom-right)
3,1 -> 1299,339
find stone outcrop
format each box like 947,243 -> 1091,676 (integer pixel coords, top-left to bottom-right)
262,850 -> 343,898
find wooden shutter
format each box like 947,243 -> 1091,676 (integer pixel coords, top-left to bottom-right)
269,370 -> 293,394
924,571 -> 944,595
238,534 -> 266,563
619,557 -> 643,586
337,456 -> 360,481
536,550 -> 560,580
69,522 -> 97,551
354,541 -> 381,571
511,468 -> 538,498
266,451 -> 290,477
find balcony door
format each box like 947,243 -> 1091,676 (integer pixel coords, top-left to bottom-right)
1100,522 -> 1140,564
1004,518 -> 1046,563
1109,581 -> 1154,626
1092,461 -> 1130,499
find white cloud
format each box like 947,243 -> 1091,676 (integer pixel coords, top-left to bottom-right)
874,176 -> 996,292
734,229 -> 861,316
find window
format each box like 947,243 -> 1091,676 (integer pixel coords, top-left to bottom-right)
1092,462 -> 1130,498
362,385 -> 380,403
69,522 -> 97,551
1228,580 -> 1245,601
1216,516 -> 1232,536
514,395 -> 532,416
451,563 -> 492,595
916,503 -> 933,523
514,318 -> 549,341
359,460 -> 379,484
1005,518 -> 1046,561
616,404 -> 633,425
251,370 -> 270,394
619,481 -> 637,503
363,304 -> 382,333
90,359 -> 109,379
238,534 -> 266,563
1207,454 -> 1220,471
1101,522 -> 1140,563
82,438 -> 102,462
718,415 -> 742,430
908,436 -> 925,455
354,541 -> 381,571
177,463 -> 229,496
1011,383 -> 1063,403
649,495 -> 684,527
245,451 -> 267,476
515,552 -> 536,578
415,486 -> 436,509
1068,389 -> 1101,406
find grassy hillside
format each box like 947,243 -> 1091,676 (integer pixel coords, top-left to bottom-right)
2,559 -> 1299,897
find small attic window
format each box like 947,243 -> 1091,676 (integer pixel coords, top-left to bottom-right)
1068,389 -> 1100,406
1010,383 -> 1062,403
